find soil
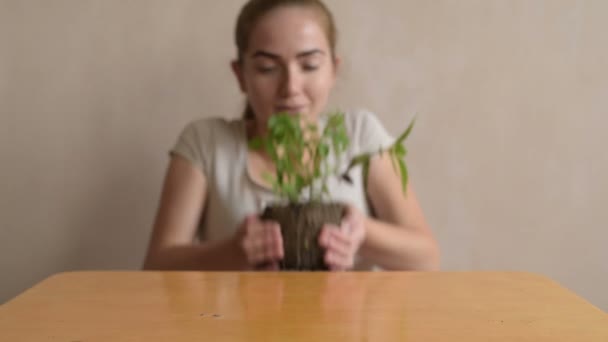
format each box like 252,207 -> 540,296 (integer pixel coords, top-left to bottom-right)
261,202 -> 346,270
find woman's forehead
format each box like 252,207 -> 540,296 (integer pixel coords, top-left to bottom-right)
247,7 -> 330,58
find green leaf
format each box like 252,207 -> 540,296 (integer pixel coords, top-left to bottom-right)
317,143 -> 329,158
314,168 -> 321,178
395,117 -> 416,144
262,172 -> 274,182
264,140 -> 275,158
347,153 -> 370,169
249,137 -> 263,150
362,159 -> 370,190
330,129 -> 349,156
395,143 -> 406,158
322,184 -> 329,195
272,183 -> 280,195
389,150 -> 399,175
248,111 -> 353,203
398,159 -> 408,195
295,175 -> 305,192
276,170 -> 284,185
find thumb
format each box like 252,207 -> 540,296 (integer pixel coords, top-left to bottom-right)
340,220 -> 352,235
246,213 -> 261,224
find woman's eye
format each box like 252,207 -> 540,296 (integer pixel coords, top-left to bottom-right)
256,66 -> 277,74
303,64 -> 319,72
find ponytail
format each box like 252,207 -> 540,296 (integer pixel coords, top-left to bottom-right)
243,102 -> 255,120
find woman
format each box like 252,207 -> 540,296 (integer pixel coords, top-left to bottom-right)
143,0 -> 440,271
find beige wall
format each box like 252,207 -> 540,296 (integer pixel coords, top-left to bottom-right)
1,0 -> 607,310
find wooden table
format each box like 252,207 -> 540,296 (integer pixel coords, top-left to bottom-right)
1,271 -> 607,341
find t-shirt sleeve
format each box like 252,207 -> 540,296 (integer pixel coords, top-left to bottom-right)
352,109 -> 394,154
169,119 -> 211,175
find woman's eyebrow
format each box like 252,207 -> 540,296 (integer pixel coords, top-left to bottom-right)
296,49 -> 325,58
252,50 -> 280,60
251,49 -> 325,60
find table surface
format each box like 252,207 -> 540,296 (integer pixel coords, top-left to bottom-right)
1,271 -> 607,341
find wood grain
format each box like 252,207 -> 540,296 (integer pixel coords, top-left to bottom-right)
1,271 -> 606,341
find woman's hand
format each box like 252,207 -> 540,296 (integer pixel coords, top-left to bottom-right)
318,205 -> 367,271
235,215 -> 284,270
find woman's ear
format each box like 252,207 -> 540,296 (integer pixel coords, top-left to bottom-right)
231,60 -> 247,93
332,55 -> 342,78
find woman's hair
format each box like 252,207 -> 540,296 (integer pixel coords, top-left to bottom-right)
235,0 -> 338,120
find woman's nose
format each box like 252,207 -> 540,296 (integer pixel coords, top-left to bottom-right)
279,65 -> 302,97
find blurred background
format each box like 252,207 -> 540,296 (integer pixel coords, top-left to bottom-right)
1,0 -> 606,310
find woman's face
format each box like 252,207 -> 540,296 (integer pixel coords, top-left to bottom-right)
233,6 -> 339,128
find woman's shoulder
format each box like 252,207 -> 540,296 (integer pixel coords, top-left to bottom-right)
321,108 -> 390,140
343,108 -> 381,128
170,116 -> 245,173
179,116 -> 245,145
183,116 -> 243,134
341,108 -> 394,152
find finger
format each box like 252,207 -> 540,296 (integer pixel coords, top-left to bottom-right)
264,223 -> 283,260
342,206 -> 355,222
272,224 -> 284,258
246,213 -> 260,224
340,213 -> 366,243
342,206 -> 364,232
254,242 -> 279,265
325,250 -> 352,271
242,216 -> 275,265
244,216 -> 264,243
245,214 -> 265,234
318,224 -> 339,247
326,229 -> 353,256
250,244 -> 268,265
245,232 -> 273,265
245,225 -> 279,265
241,234 -> 260,262
249,233 -> 266,261
263,262 -> 280,271
263,225 -> 273,260
339,221 -> 352,236
255,261 -> 279,271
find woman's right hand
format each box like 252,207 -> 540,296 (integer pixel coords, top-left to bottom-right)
235,214 -> 284,270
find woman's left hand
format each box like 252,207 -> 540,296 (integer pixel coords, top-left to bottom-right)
318,205 -> 367,271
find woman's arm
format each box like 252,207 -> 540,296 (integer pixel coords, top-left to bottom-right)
143,155 -> 247,270
360,153 -> 441,270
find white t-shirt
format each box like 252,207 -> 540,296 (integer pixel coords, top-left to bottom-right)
170,109 -> 394,270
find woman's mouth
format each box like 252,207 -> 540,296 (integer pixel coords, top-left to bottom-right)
275,105 -> 306,115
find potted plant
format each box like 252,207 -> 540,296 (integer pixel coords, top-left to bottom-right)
249,111 -> 414,270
